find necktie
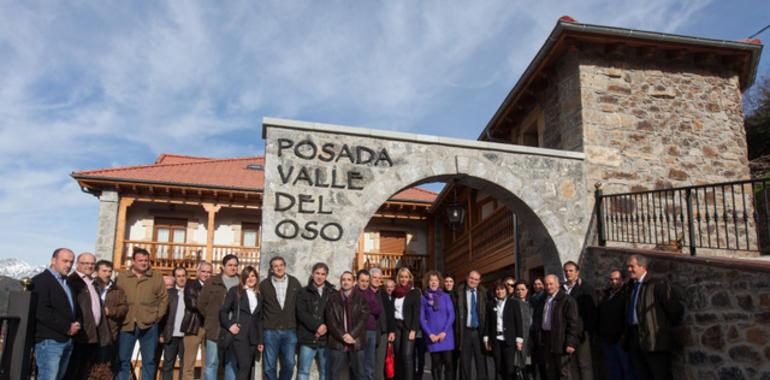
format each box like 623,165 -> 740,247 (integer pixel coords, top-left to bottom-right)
470,289 -> 478,328
61,277 -> 75,314
628,281 -> 641,325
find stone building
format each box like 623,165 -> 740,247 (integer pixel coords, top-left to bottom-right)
432,17 -> 765,280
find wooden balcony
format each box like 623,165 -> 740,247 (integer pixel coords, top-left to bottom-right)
355,251 -> 428,279
122,240 -> 260,275
211,244 -> 260,272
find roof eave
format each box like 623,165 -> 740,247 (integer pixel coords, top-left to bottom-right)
560,21 -> 763,89
73,173 -> 434,205
71,173 -> 265,194
478,20 -> 763,141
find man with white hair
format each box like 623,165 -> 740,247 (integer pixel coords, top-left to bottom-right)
64,252 -> 111,379
625,255 -> 683,380
534,274 -> 580,379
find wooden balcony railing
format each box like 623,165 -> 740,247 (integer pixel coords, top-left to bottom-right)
212,245 -> 260,272
122,240 -> 260,275
355,251 -> 428,279
123,240 -> 204,273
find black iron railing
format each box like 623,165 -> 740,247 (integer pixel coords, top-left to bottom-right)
596,178 -> 770,256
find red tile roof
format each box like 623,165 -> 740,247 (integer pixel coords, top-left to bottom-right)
74,154 -> 437,203
154,154 -> 213,164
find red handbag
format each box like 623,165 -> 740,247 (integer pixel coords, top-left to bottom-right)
385,342 -> 395,378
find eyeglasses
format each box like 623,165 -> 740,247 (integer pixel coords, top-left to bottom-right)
505,283 -> 515,287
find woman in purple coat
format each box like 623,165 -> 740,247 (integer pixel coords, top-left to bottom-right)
419,270 -> 455,380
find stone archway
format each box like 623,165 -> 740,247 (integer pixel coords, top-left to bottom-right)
260,117 -> 587,282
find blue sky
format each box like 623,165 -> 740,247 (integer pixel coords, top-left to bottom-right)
1,0 -> 768,266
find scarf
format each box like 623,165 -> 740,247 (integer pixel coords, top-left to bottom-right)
393,282 -> 413,299
423,287 -> 443,311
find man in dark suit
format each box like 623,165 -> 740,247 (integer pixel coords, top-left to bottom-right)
455,270 -> 488,380
64,252 -> 112,379
562,261 -> 596,380
160,267 -> 188,380
181,261 -> 212,380
370,267 -> 395,380
31,248 -> 81,380
535,274 -> 580,380
597,269 -> 632,380
625,255 -> 684,380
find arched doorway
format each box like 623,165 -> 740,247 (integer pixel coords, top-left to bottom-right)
354,175 -> 562,285
259,118 -> 587,282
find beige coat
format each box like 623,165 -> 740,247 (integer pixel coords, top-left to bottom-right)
116,268 -> 168,331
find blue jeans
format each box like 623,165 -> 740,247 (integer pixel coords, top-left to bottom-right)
602,341 -> 634,380
205,339 -> 237,380
263,329 -> 298,380
34,339 -> 73,380
117,325 -> 158,380
297,344 -> 329,380
363,330 -> 378,380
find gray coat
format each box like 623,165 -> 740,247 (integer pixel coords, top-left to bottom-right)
513,298 -> 532,367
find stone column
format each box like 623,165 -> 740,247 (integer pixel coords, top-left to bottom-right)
94,190 -> 119,262
113,196 -> 135,270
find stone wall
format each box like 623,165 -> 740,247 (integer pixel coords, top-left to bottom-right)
583,246 -> 770,380
578,44 -> 751,196
573,44 -> 758,257
94,190 -> 119,261
538,50 -> 584,152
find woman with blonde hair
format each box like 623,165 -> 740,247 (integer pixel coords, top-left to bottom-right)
219,266 -> 264,380
392,267 -> 421,380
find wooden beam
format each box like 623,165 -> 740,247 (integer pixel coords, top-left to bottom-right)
202,203 -> 222,265
466,188 -> 473,261
637,46 -> 656,59
427,216 -> 436,270
113,196 -> 136,270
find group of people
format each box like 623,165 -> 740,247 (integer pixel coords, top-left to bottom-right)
32,247 -> 682,380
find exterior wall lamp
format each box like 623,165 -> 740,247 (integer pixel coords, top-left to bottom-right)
446,181 -> 465,229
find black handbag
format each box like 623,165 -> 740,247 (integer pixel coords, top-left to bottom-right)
218,292 -> 241,350
513,351 -> 530,380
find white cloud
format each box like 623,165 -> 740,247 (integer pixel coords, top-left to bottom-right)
0,0 -> 715,265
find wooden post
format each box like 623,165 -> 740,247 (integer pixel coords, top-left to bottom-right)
467,188 -> 474,261
356,234 -> 365,271
427,215 -> 436,270
203,203 -> 222,265
113,196 -> 135,270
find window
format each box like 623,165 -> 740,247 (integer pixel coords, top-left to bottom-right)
521,121 -> 539,147
379,231 -> 407,254
242,223 -> 261,247
153,218 -> 187,259
512,106 -> 544,148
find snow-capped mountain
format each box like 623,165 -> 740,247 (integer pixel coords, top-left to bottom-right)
0,258 -> 47,279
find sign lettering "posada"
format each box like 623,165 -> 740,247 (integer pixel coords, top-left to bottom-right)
273,138 -> 393,241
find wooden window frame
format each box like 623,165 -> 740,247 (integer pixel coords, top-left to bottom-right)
153,217 -> 187,243
379,230 -> 407,255
241,222 -> 261,248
